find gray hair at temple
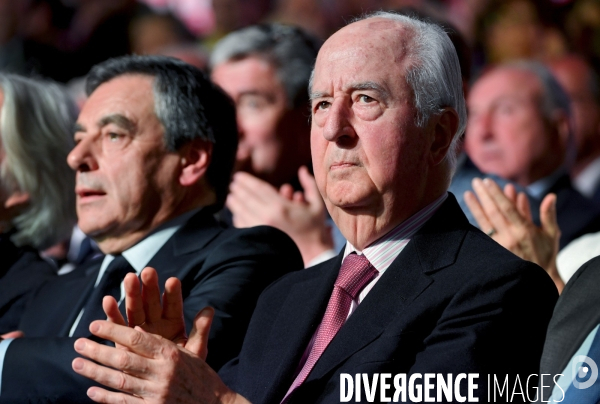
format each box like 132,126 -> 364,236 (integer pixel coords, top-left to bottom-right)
210,23 -> 322,109
311,11 -> 467,177
0,74 -> 77,249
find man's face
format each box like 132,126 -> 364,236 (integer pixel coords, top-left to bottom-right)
212,56 -> 307,187
549,57 -> 600,160
465,68 -> 561,186
310,18 -> 433,243
68,74 -> 182,253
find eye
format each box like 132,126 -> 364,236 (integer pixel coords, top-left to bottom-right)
316,101 -> 330,110
357,94 -> 375,104
108,132 -> 122,141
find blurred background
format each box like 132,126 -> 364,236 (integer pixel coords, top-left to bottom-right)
2,0 -> 599,93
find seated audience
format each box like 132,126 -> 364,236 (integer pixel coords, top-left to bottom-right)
72,13 -> 557,404
547,54 -> 600,202
210,23 -> 345,266
0,73 -> 76,333
464,61 -> 600,249
0,55 -> 302,403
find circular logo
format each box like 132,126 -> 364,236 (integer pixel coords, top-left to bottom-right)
572,355 -> 598,390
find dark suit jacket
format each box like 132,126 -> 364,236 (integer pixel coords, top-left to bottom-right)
0,209 -> 303,403
0,234 -> 57,334
548,173 -> 600,249
538,256 -> 600,402
219,195 -> 558,403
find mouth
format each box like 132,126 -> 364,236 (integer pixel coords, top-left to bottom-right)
76,188 -> 106,202
330,161 -> 358,170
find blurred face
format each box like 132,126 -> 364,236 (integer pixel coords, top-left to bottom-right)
212,56 -> 308,187
68,74 -> 183,253
548,57 -> 600,160
310,18 -> 434,246
465,68 -> 562,186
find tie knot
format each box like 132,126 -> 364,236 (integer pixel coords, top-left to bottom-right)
335,253 -> 378,299
105,255 -> 132,276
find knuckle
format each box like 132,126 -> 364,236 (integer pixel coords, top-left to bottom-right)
115,371 -> 128,391
116,351 -> 132,370
128,329 -> 144,347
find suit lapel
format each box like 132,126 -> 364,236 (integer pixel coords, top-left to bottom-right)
116,209 -> 224,315
305,195 -> 469,383
259,254 -> 343,402
56,260 -> 103,336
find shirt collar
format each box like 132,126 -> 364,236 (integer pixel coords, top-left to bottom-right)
527,168 -> 566,199
96,208 -> 201,285
343,193 -> 448,275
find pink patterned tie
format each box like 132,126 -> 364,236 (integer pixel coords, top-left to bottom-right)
283,253 -> 378,402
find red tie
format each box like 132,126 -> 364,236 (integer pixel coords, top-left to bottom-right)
283,253 -> 378,401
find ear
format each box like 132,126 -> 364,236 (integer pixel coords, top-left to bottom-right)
179,139 -> 213,187
552,109 -> 571,150
429,107 -> 460,166
4,191 -> 30,209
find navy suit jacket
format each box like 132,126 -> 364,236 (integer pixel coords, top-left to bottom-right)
0,209 -> 303,403
219,195 -> 558,403
538,255 -> 600,402
547,173 -> 600,249
0,235 -> 57,334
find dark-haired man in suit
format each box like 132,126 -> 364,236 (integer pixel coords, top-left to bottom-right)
72,13 -> 557,404
0,55 -> 302,403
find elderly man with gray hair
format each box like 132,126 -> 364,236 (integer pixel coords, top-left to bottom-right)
0,74 -> 76,334
463,62 -> 600,292
73,13 -> 557,403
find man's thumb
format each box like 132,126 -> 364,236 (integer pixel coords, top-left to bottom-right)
186,307 -> 215,360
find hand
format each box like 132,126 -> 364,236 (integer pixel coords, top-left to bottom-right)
226,167 -> 334,265
464,178 -> 564,292
72,310 -> 250,404
0,330 -> 24,340
102,267 -> 187,346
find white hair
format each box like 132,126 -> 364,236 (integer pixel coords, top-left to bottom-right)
0,74 -> 77,249
310,11 -> 467,178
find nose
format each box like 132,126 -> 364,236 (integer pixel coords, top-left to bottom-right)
467,111 -> 494,142
67,136 -> 98,172
322,98 -> 357,146
235,116 -> 251,169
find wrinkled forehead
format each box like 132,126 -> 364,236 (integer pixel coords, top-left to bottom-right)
313,18 -> 414,86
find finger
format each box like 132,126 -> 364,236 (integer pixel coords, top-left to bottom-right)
463,189 -> 493,233
86,386 -> 143,404
186,307 -> 214,360
298,166 -> 324,212
516,192 -> 533,222
87,320 -> 167,359
227,184 -> 274,227
503,183 -> 517,204
124,272 -> 144,328
226,193 -> 255,227
470,179 -> 510,234
279,184 -> 294,200
481,178 -> 526,226
73,338 -> 152,378
540,193 -> 560,239
103,296 -> 126,326
72,355 -> 148,397
292,191 -> 306,203
1,330 -> 24,339
162,277 -> 186,341
230,172 -> 276,205
141,268 -> 162,325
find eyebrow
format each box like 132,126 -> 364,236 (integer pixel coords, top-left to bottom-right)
73,122 -> 86,133
98,114 -> 136,132
309,81 -> 390,102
